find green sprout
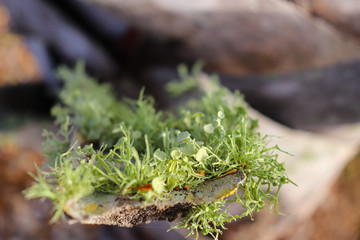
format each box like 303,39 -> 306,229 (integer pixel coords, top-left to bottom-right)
24,62 -> 294,239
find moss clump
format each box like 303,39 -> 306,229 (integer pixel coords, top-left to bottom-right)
24,63 -> 293,239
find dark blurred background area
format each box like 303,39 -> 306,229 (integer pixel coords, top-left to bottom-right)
1,0 -> 360,130
0,0 -> 360,239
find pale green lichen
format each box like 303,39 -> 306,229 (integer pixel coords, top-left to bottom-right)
24,62 -> 294,239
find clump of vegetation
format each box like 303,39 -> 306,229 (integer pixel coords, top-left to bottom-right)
24,62 -> 293,239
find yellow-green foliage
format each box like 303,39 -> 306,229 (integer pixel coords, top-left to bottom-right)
24,63 -> 293,239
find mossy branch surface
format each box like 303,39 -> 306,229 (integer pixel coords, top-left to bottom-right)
24,62 -> 293,239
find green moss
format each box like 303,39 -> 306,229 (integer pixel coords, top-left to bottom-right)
24,62 -> 294,239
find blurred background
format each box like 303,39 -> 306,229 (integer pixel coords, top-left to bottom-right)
0,0 -> 360,239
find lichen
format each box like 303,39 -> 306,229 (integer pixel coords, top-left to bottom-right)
24,62 -> 294,239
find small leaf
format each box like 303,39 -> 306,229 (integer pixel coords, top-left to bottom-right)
118,136 -> 127,144
157,164 -> 166,172
152,177 -> 164,194
131,147 -> 140,162
196,141 -> 204,146
154,149 -> 167,161
178,131 -> 191,143
204,124 -> 214,134
171,149 -> 182,159
192,112 -> 205,118
212,120 -> 220,128
217,111 -> 225,119
195,147 -> 209,162
167,176 -> 177,190
131,130 -> 142,140
180,143 -> 197,156
144,165 -> 153,175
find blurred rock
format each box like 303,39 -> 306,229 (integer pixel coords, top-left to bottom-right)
0,33 -> 42,86
291,0 -> 313,12
292,0 -> 360,41
0,3 -> 41,86
81,0 -> 360,75
140,56 -> 360,130
48,0 -> 129,42
0,133 -> 44,239
25,37 -> 58,88
221,58 -> 360,129
307,154 -> 360,240
312,0 -> 360,40
2,0 -> 119,80
0,3 -> 9,33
